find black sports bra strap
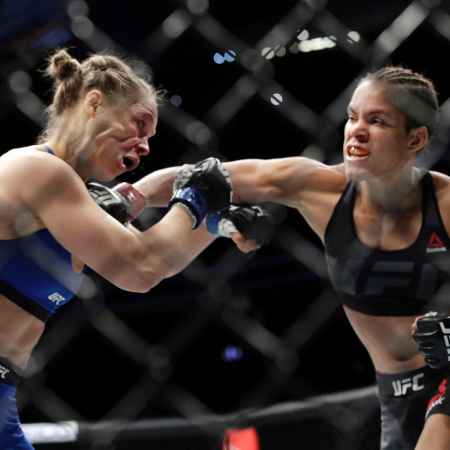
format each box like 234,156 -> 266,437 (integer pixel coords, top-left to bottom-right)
324,181 -> 355,251
422,172 -> 442,229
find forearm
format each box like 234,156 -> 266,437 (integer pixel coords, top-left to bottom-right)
223,159 -> 275,204
78,174 -> 221,292
133,159 -> 273,207
133,166 -> 181,207
139,204 -> 216,283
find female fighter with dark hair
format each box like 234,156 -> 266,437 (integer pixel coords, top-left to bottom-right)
138,66 -> 450,449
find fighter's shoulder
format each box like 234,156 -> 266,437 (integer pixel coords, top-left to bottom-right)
429,170 -> 450,206
299,159 -> 347,192
429,171 -> 450,231
429,170 -> 450,189
0,146 -> 83,205
0,146 -> 76,179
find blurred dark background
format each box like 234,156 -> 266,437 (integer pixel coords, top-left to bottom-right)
1,0 -> 450,448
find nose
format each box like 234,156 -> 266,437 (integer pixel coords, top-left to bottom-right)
347,118 -> 369,143
137,138 -> 150,156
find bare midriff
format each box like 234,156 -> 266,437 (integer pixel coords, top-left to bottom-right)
0,293 -> 45,370
344,305 -> 426,374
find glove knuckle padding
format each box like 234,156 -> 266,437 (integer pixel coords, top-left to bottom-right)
190,159 -> 231,210
223,205 -> 274,245
87,182 -> 129,224
170,158 -> 232,228
414,312 -> 450,369
173,164 -> 195,191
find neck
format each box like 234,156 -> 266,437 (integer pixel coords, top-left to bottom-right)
357,167 -> 422,214
46,119 -> 93,181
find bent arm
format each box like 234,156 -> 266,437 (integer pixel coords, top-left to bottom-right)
6,152 -> 214,293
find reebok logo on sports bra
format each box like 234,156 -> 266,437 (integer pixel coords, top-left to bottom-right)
427,232 -> 447,253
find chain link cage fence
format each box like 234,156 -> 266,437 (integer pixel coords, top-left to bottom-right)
1,0 -> 450,448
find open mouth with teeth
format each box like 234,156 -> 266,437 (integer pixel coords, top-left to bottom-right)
347,146 -> 369,159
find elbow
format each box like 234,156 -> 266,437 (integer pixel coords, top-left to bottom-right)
118,265 -> 165,293
105,239 -> 177,293
122,254 -> 173,293
113,270 -> 162,293
133,269 -> 164,293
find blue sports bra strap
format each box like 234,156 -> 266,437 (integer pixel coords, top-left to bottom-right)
43,145 -> 55,155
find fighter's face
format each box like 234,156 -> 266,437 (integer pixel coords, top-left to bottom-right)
343,80 -> 415,182
88,93 -> 157,181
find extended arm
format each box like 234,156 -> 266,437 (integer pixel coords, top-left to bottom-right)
134,157 -> 337,209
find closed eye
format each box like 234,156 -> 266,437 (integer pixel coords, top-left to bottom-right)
134,111 -> 156,138
136,119 -> 146,131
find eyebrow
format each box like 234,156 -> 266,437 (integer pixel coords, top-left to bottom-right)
347,106 -> 393,117
139,112 -> 154,121
136,111 -> 156,126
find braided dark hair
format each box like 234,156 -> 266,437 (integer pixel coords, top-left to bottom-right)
360,66 -> 439,137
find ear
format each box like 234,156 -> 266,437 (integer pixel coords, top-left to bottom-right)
408,126 -> 428,154
84,89 -> 103,117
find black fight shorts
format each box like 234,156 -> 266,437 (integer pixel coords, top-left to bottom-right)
376,365 -> 450,450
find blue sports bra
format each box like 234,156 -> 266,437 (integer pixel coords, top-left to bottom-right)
0,146 -> 84,321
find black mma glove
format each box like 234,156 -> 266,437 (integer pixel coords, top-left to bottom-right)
413,311 -> 450,369
87,182 -> 146,225
206,204 -> 275,246
169,157 -> 232,229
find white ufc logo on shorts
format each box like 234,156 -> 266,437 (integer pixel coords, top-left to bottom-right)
392,373 -> 424,397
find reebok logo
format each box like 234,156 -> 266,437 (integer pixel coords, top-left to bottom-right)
0,364 -> 10,379
426,232 -> 447,253
392,373 -> 424,396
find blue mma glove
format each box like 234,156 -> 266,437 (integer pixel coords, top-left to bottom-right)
169,157 -> 232,228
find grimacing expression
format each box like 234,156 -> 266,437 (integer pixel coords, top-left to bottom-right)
90,94 -> 157,181
343,80 -> 417,182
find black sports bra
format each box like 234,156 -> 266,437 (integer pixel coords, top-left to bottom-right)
324,172 -> 450,316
